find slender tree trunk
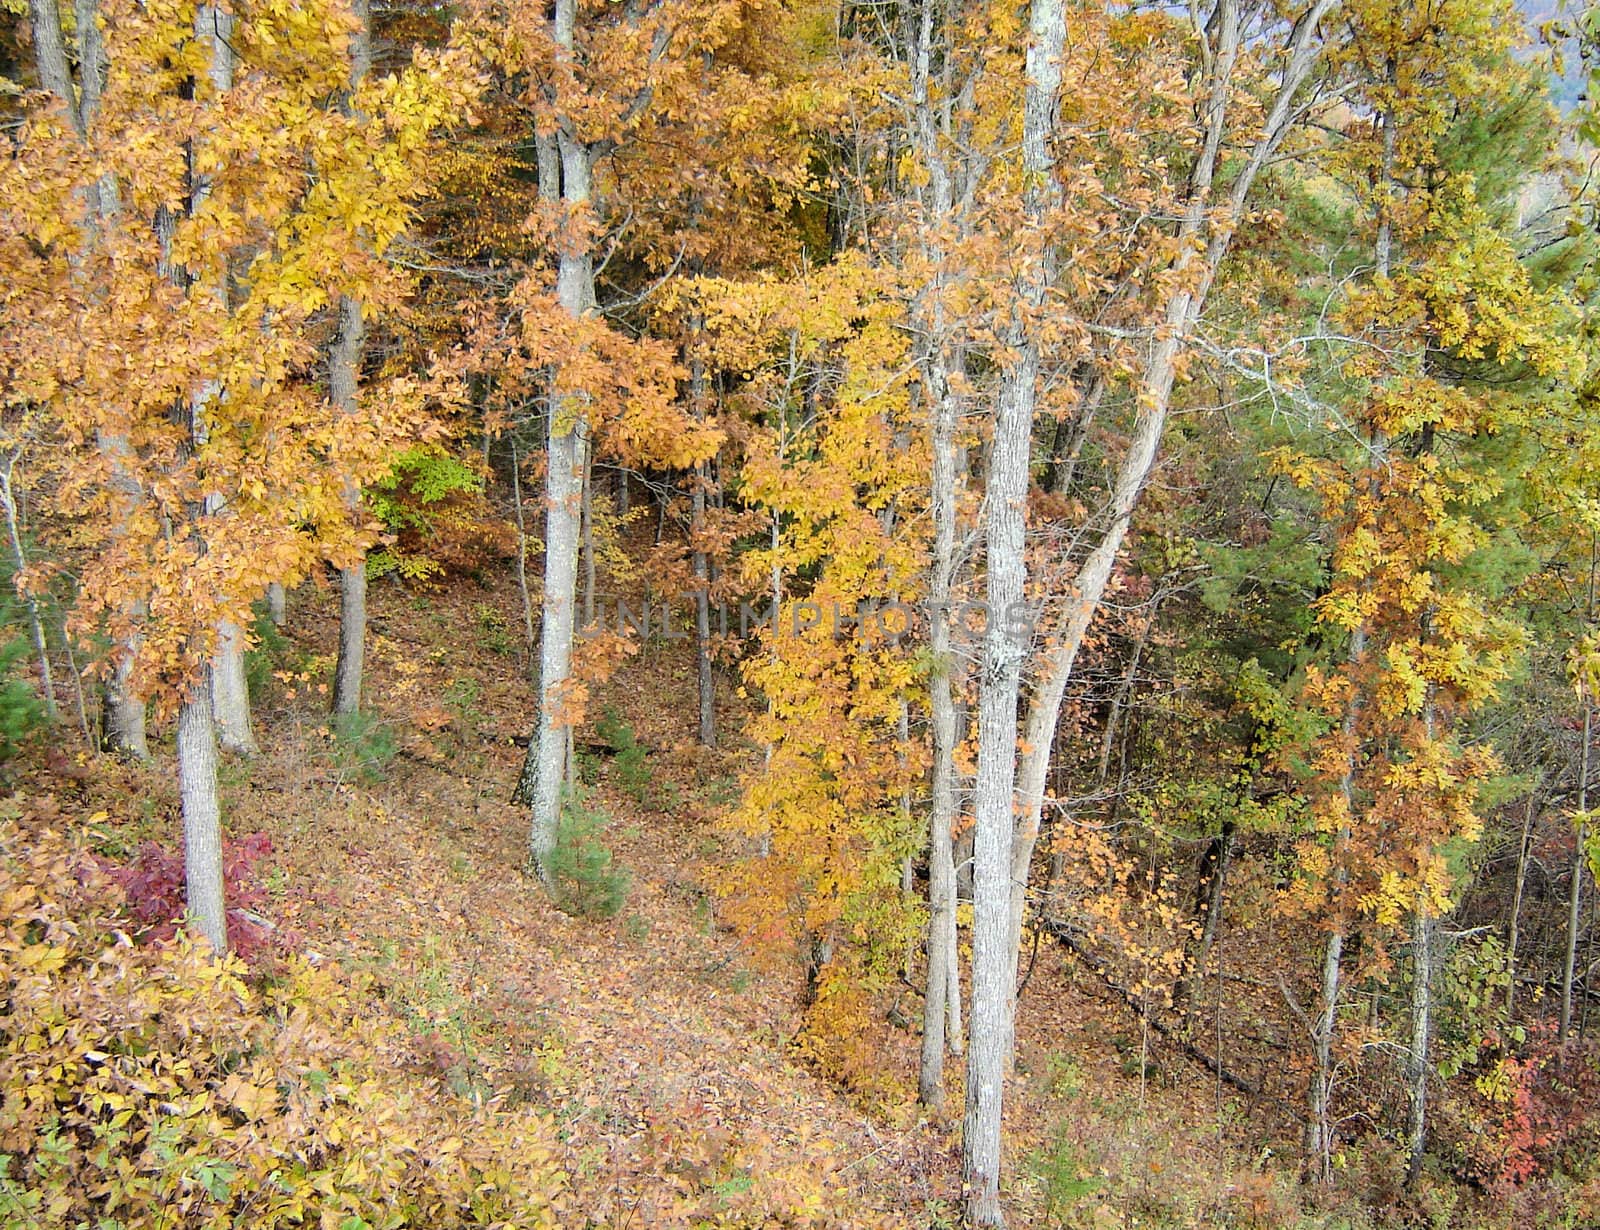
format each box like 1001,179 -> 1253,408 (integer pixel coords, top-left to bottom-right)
920,361 -> 964,1101
581,439 -> 596,627
1406,907 -> 1434,1185
267,582 -> 286,627
177,683 -> 227,952
511,435 -> 540,676
909,0 -> 967,1102
1183,820 -> 1233,1033
1307,926 -> 1345,1182
185,3 -> 255,758
1046,372 -> 1104,496
1563,701 -> 1591,1045
165,2 -> 237,946
330,4 -> 372,716
693,469 -> 715,747
688,311 -> 715,746
1507,785 -> 1538,1014
0,454 -> 57,720
1408,657 -> 1438,1187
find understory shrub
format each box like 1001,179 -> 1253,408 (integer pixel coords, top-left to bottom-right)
0,638 -> 43,766
549,789 -> 629,919
594,705 -> 651,804
0,558 -> 48,764
331,710 -> 399,783
99,830 -> 289,963
0,817 -> 567,1228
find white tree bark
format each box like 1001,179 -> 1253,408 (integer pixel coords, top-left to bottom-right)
1003,0 -> 1336,1046
187,3 -> 257,757
528,59 -> 594,879
963,0 -> 1063,1215
177,682 -> 227,952
210,619 -> 256,754
909,0 -> 968,1110
331,295 -> 369,717
1406,907 -> 1434,1183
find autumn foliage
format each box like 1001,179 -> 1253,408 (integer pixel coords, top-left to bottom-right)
0,815 -> 566,1226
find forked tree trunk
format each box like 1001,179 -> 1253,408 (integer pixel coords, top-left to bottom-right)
963,0 -> 1063,1212
1003,0 -> 1335,1065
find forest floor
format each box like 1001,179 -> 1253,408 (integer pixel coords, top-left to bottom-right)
52,559 -> 1368,1228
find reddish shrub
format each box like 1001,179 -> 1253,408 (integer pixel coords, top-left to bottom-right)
99,831 -> 295,963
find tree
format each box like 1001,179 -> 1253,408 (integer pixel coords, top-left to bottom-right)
2,0 -> 470,949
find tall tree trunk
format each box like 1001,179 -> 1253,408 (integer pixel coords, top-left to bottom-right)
187,2 -> 255,757
31,0 -> 148,755
330,6 -> 372,717
920,345 -> 965,1103
1507,784 -> 1539,1014
690,312 -> 715,747
331,291 -> 368,716
1182,820 -> 1233,1034
963,0 -> 1064,1215
1563,700 -> 1591,1045
528,80 -> 594,881
693,461 -> 715,746
1406,907 -> 1434,1184
177,683 -> 227,952
266,582 -> 286,627
167,3 -> 238,944
908,0 -> 968,1106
